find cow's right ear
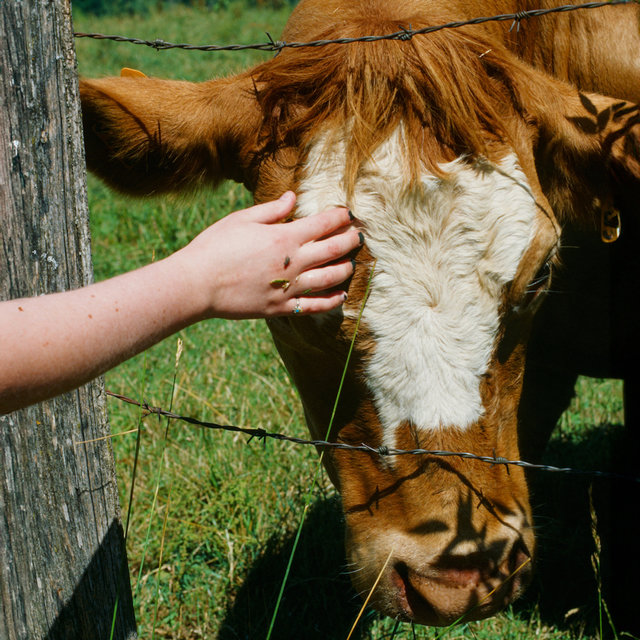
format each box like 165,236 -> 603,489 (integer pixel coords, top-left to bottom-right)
80,73 -> 262,196
517,70 -> 640,226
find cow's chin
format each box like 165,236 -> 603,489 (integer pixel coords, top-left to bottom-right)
345,527 -> 534,626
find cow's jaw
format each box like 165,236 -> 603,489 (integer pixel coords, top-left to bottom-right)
293,129 -> 539,624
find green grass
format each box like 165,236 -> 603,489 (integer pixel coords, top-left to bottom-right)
74,4 -> 634,639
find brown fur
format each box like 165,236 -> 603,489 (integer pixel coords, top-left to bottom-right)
81,3 -> 640,224
79,0 -> 640,628
254,22 -> 517,192
80,75 -> 262,194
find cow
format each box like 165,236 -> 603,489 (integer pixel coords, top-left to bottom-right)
79,0 -> 640,628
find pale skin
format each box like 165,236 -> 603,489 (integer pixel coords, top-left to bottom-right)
0,192 -> 361,415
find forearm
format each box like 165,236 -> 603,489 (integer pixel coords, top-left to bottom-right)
0,253 -> 204,414
0,197 -> 360,414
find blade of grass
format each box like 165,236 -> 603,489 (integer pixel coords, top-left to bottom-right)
590,485 -> 619,640
152,479 -> 174,640
74,427 -> 139,445
110,351 -> 150,640
135,338 -> 183,608
346,546 -> 395,640
590,485 -> 605,640
265,261 -> 377,640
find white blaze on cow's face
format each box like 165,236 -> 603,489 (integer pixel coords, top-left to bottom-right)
296,130 -> 538,447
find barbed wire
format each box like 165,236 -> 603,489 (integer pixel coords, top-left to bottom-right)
84,2 -> 640,483
106,391 -> 640,484
73,1 -> 639,53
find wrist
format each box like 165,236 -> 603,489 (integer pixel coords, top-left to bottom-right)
161,245 -> 218,323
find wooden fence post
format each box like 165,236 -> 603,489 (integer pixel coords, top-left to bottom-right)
0,1 -> 137,638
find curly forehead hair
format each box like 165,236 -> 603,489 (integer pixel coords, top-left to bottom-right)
252,7 -> 526,193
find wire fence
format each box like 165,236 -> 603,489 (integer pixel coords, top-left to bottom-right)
79,0 -> 640,487
77,3 -> 640,634
73,0 -> 639,53
106,391 -> 640,484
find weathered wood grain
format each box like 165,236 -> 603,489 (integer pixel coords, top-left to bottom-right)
0,1 -> 137,638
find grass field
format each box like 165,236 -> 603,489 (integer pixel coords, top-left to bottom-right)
73,4 -> 632,639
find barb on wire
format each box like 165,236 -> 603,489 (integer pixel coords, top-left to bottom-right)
73,1 -> 638,53
105,391 -> 640,484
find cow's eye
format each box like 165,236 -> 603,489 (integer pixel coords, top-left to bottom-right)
529,261 -> 551,291
522,261 -> 552,308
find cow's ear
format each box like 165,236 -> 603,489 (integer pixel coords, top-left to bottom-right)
526,79 -> 640,225
80,74 -> 262,196
120,67 -> 147,78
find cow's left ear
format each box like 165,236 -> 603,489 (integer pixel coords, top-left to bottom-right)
80,73 -> 262,196
524,77 -> 640,226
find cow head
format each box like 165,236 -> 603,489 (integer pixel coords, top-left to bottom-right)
79,3 -> 640,626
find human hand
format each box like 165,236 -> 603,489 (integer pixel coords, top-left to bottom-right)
171,191 -> 362,319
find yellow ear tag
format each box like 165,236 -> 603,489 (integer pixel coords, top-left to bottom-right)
601,208 -> 621,243
120,67 -> 147,78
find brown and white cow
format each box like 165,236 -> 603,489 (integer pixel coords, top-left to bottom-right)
79,0 -> 640,627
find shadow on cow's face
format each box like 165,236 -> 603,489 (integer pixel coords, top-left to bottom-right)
330,381 -> 536,626
260,134 -> 559,625
78,1 -> 640,626
342,460 -> 534,625
267,282 -> 540,626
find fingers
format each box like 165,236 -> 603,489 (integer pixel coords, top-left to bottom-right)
284,291 -> 349,317
224,194 -> 362,319
291,206 -> 355,244
252,196 -> 362,276
268,258 -> 355,297
298,227 -> 363,271
268,258 -> 355,317
292,259 -> 356,295
239,195 -> 356,251
242,191 -> 297,224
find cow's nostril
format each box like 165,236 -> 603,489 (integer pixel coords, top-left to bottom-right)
506,539 -> 533,594
510,539 -> 532,571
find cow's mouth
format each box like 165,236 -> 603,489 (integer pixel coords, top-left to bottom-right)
390,543 -> 532,626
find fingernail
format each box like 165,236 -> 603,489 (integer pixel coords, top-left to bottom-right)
358,232 -> 365,245
350,258 -> 357,270
342,291 -> 348,302
348,210 -> 355,221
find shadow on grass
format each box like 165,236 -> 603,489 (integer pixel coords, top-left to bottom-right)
217,496 -> 373,640
218,423 -> 639,640
516,420 -> 640,639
